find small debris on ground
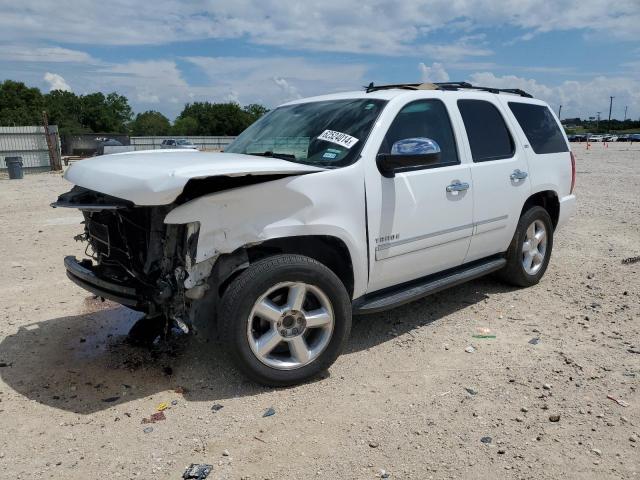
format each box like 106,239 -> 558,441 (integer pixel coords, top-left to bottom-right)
549,414 -> 561,422
171,399 -> 178,406
142,411 -> 166,423
262,407 -> 276,417
464,346 -> 476,353
464,387 -> 478,395
101,396 -> 120,403
156,402 -> 168,411
211,403 -> 224,412
222,449 -> 230,457
528,337 -> 541,345
472,327 -> 496,339
480,436 -> 492,444
606,395 -> 630,407
621,255 -> 640,265
182,463 -> 213,479
379,469 -> 390,478
543,383 -> 552,390
143,426 -> 153,434
369,441 -> 380,448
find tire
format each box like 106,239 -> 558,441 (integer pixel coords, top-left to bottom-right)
497,206 -> 554,287
219,254 -> 352,386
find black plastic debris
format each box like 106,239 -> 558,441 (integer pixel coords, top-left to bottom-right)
621,256 -> 640,265
211,403 -> 224,412
528,338 -> 541,345
263,407 -> 276,417
480,436 -> 492,444
102,396 -> 120,403
183,464 -> 213,479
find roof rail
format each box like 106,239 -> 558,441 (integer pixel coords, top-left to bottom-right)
364,81 -> 533,98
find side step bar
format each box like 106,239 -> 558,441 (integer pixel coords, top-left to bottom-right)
353,257 -> 506,315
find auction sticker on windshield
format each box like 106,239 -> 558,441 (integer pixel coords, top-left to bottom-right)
317,130 -> 359,149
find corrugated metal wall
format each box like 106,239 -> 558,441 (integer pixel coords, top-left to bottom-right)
130,136 -> 236,151
0,126 -> 60,172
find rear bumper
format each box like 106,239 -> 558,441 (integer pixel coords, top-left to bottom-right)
64,256 -> 143,307
557,194 -> 576,230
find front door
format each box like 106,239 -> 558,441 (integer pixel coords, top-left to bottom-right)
366,98 -> 474,292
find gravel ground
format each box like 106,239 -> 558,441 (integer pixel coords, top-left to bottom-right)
0,142 -> 638,480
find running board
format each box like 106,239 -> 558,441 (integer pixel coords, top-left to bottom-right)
353,257 -> 506,314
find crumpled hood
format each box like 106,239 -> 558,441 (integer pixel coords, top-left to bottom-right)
64,150 -> 325,205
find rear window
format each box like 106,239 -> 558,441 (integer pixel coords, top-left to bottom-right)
508,102 -> 569,154
457,100 -> 514,162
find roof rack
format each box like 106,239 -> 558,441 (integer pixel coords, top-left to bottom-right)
364,81 -> 533,98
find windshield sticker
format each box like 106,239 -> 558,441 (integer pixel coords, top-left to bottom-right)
322,151 -> 337,159
317,130 -> 359,149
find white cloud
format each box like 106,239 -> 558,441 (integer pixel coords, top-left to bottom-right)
467,72 -> 640,120
183,56 -> 369,107
0,45 -> 94,63
0,1 -> 637,54
43,72 -> 71,91
419,62 -> 450,83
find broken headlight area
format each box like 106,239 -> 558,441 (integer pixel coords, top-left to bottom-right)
55,187 -> 201,328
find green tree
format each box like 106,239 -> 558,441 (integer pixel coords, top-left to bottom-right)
0,80 -> 44,126
171,116 -> 199,136
175,102 -> 268,136
130,110 -> 171,136
44,90 -> 88,133
79,92 -> 132,132
243,103 -> 269,123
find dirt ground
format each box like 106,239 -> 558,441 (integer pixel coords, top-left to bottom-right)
0,142 -> 638,480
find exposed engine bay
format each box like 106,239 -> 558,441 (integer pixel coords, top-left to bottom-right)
53,186 -> 214,335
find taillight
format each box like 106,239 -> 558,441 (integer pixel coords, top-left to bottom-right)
570,151 -> 576,194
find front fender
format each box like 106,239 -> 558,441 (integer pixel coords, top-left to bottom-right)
164,167 -> 368,297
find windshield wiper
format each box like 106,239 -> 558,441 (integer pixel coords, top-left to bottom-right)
248,151 -> 297,161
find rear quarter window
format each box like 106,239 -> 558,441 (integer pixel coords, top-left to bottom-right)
508,102 -> 569,154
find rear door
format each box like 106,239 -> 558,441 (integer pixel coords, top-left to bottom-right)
503,101 -> 572,200
457,97 -> 532,262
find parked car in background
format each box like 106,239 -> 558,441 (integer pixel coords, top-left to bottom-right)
629,134 -> 640,142
53,81 -> 576,386
568,134 -> 587,142
617,134 -> 630,142
604,135 -> 618,142
161,139 -> 197,149
588,134 -> 604,142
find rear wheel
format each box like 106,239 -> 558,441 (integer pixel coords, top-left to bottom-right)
498,206 -> 554,287
219,254 -> 352,386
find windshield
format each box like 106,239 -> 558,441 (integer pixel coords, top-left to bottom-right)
225,98 -> 387,167
177,139 -> 192,145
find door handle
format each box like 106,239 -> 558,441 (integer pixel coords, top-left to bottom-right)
446,182 -> 470,193
510,169 -> 528,181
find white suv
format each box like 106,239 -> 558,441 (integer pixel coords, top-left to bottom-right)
53,82 -> 576,386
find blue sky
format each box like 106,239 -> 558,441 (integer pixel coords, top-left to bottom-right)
1,0 -> 638,120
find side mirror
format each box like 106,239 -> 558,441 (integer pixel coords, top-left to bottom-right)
376,137 -> 441,178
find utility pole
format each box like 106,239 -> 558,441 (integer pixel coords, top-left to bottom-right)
608,96 -> 614,133
623,105 -> 628,122
596,112 -> 601,131
558,105 -> 562,121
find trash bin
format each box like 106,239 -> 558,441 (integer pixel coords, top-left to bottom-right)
4,156 -> 24,180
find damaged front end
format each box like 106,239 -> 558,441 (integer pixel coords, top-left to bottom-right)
53,186 -> 203,332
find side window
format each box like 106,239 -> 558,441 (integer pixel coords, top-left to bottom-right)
379,99 -> 459,167
457,99 -> 514,162
508,102 -> 569,154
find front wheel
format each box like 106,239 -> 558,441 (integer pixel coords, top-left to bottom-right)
497,206 -> 554,287
219,254 -> 352,386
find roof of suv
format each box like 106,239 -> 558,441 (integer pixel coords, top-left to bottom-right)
283,82 -> 543,107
